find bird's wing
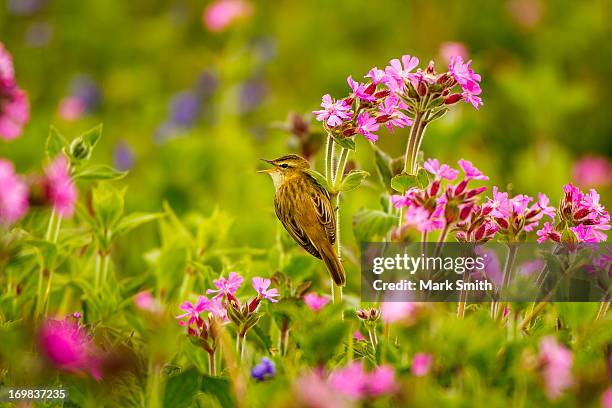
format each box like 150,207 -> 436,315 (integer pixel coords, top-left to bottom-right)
309,181 -> 336,245
274,194 -> 322,259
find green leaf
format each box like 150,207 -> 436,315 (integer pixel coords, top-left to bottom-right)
92,184 -> 125,230
331,134 -> 356,151
416,168 -> 431,188
306,169 -> 329,190
200,375 -> 234,408
46,126 -> 66,158
73,165 -> 127,181
390,173 -> 419,193
352,209 -> 397,242
81,124 -> 103,149
115,212 -> 164,236
340,170 -> 369,192
428,108 -> 449,122
163,368 -> 202,408
372,144 -> 393,191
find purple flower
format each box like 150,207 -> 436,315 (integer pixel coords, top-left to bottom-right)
170,91 -> 201,128
313,94 -> 352,128
538,337 -> 573,399
378,94 -> 413,132
0,159 -> 29,225
448,56 -> 483,109
252,277 -> 279,302
458,159 -> 488,180
356,111 -> 380,142
381,302 -> 419,325
303,292 -> 329,312
113,141 -> 135,172
206,272 -> 244,299
424,158 -> 459,180
411,352 -> 433,376
43,155 -> 78,218
251,357 -> 275,381
176,296 -> 210,326
347,76 -> 376,102
365,67 -> 386,85
385,54 -> 420,91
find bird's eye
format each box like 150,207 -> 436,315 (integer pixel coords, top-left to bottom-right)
279,163 -> 289,169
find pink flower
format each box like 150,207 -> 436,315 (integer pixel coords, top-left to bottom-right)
439,42 -> 468,63
43,155 -> 77,218
134,291 -> 162,314
448,56 -> 483,110
537,193 -> 556,219
203,0 -> 253,33
404,205 -> 444,233
536,222 -> 559,243
207,296 -> 228,322
367,365 -> 397,396
206,271 -> 244,299
538,337 -> 573,399
365,67 -> 386,85
356,111 -> 380,142
313,94 -> 352,128
378,94 -> 413,132
353,330 -> 366,341
0,88 -> 30,141
424,158 -> 459,180
0,159 -> 28,225
347,76 -> 376,102
329,362 -> 369,399
0,43 -> 16,88
252,277 -> 279,302
303,292 -> 329,312
381,302 -> 418,324
58,96 -> 86,121
39,314 -> 101,380
602,388 -> 612,408
458,159 -> 488,180
176,295 -> 210,326
572,155 -> 612,187
385,54 -> 420,91
295,372 -> 353,408
411,352 -> 433,376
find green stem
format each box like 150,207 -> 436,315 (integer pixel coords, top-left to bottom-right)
492,245 -> 518,320
236,332 -> 246,361
208,350 -> 217,376
433,224 -> 450,258
101,254 -> 111,286
40,211 -> 62,316
94,252 -> 102,291
325,134 -> 334,186
146,361 -> 163,408
403,112 -> 424,175
595,298 -> 610,320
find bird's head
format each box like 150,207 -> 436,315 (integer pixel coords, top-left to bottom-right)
258,154 -> 310,187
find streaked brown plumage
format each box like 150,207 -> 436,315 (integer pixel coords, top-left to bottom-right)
259,154 -> 346,286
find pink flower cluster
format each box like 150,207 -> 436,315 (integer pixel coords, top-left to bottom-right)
328,362 -> 397,399
39,313 -> 102,380
392,159 -> 488,236
0,42 -> 29,140
313,53 -> 483,142
0,159 -> 28,225
43,155 -> 78,218
537,184 -> 609,243
176,272 -> 279,335
572,155 -> 612,188
538,337 -> 573,399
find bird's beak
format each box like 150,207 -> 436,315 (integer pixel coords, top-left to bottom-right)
258,158 -> 277,173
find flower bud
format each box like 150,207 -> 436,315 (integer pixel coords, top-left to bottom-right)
376,114 -> 391,123
365,82 -> 377,95
454,179 -> 468,196
444,93 -> 463,105
445,203 -> 459,224
429,180 -> 440,196
69,137 -> 91,161
459,204 -> 473,221
417,81 -> 427,97
374,90 -> 390,99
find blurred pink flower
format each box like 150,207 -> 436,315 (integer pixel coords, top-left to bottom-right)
134,291 -> 162,314
439,42 -> 468,63
43,155 -> 77,218
353,330 -> 366,341
602,388 -> 612,408
39,314 -> 101,380
329,362 -> 397,399
538,337 -> 573,399
0,159 -> 28,225
507,0 -> 542,29
411,352 -> 433,376
206,271 -> 244,299
313,94 -> 352,128
203,0 -> 253,33
0,43 -> 16,88
0,43 -> 29,140
303,292 -> 329,312
295,371 -> 354,408
58,96 -> 86,121
572,155 -> 612,188
252,277 -> 279,302
368,365 -> 397,396
381,302 -> 419,324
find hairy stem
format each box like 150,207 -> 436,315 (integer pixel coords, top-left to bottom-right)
595,298 -> 610,320
492,245 -> 518,320
208,350 -> 217,376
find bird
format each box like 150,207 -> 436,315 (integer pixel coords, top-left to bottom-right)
259,154 -> 346,286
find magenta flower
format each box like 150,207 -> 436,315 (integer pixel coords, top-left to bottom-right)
329,362 -> 397,399
134,291 -> 162,314
303,292 -> 329,312
536,222 -> 560,243
439,42 -> 468,63
252,277 -> 279,302
207,296 -> 228,322
404,204 -> 445,233
572,155 -> 612,187
39,314 -> 101,380
203,0 -> 253,33
384,54 -> 420,91
313,94 -> 352,128
0,159 -> 28,225
448,56 -> 483,109
378,94 -> 413,132
58,96 -> 86,121
424,158 -> 459,180
602,388 -> 612,408
367,365 -> 397,396
365,67 -> 386,85
538,337 -> 573,399
347,76 -> 376,102
43,155 -> 77,218
0,43 -> 15,88
458,159 -> 488,180
356,111 -> 380,142
0,43 -> 29,141
295,372 -> 353,408
206,271 -> 244,299
353,330 -> 366,341
176,295 -> 210,326
381,302 -> 419,325
411,352 -> 433,376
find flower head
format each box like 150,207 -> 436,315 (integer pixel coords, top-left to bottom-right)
329,362 -> 396,399
303,292 -> 329,312
39,314 -> 101,380
424,158 -> 459,180
0,43 -> 29,140
538,337 -> 573,399
203,0 -> 253,32
252,277 -> 279,302
313,94 -> 352,128
0,159 -> 28,225
206,272 -> 244,299
411,352 -> 433,376
385,54 -> 420,91
448,56 -> 483,109
572,155 -> 612,188
134,291 -> 162,314
356,111 -> 380,142
347,76 -> 376,102
458,159 -> 488,180
251,357 -> 275,381
43,155 -> 78,218
176,295 -> 210,326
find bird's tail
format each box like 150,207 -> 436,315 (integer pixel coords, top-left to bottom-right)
319,242 -> 346,286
